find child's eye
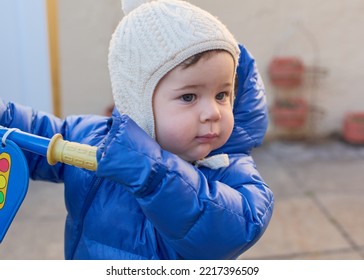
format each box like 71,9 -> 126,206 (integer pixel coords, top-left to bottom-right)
216,92 -> 228,101
180,94 -> 196,102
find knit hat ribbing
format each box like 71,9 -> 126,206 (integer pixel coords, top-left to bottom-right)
109,0 -> 240,138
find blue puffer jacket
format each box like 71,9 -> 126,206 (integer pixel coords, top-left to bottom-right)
0,45 -> 273,259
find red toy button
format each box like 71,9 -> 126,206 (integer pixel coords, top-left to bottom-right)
0,158 -> 9,173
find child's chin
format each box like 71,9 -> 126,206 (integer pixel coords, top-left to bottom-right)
182,153 -> 211,164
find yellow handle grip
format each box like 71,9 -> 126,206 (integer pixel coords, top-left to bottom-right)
47,134 -> 97,171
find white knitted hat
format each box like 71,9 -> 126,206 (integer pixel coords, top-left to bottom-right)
109,0 -> 240,138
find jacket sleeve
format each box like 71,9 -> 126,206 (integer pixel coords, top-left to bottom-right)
96,115 -> 274,259
0,99 -> 110,183
0,99 -> 66,182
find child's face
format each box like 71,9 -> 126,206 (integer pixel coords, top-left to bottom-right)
153,51 -> 235,162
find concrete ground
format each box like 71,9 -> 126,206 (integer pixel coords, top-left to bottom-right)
241,139 -> 364,260
0,139 -> 364,260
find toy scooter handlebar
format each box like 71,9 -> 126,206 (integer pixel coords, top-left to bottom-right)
47,134 -> 97,170
0,127 -> 97,171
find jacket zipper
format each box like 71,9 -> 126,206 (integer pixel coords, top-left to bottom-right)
70,176 -> 104,259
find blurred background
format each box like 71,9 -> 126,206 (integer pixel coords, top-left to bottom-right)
0,0 -> 363,259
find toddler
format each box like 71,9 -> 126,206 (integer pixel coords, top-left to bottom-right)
0,0 -> 273,259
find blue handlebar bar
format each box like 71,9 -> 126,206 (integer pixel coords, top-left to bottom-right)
0,127 -> 50,157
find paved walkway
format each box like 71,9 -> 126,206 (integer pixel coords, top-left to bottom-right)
240,139 -> 364,260
1,139 -> 364,260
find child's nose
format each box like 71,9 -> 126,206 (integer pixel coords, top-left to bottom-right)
200,101 -> 221,123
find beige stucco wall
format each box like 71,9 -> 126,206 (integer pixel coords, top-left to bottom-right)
58,0 -> 120,117
58,0 -> 364,137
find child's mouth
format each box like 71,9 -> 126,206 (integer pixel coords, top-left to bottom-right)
195,133 -> 218,144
